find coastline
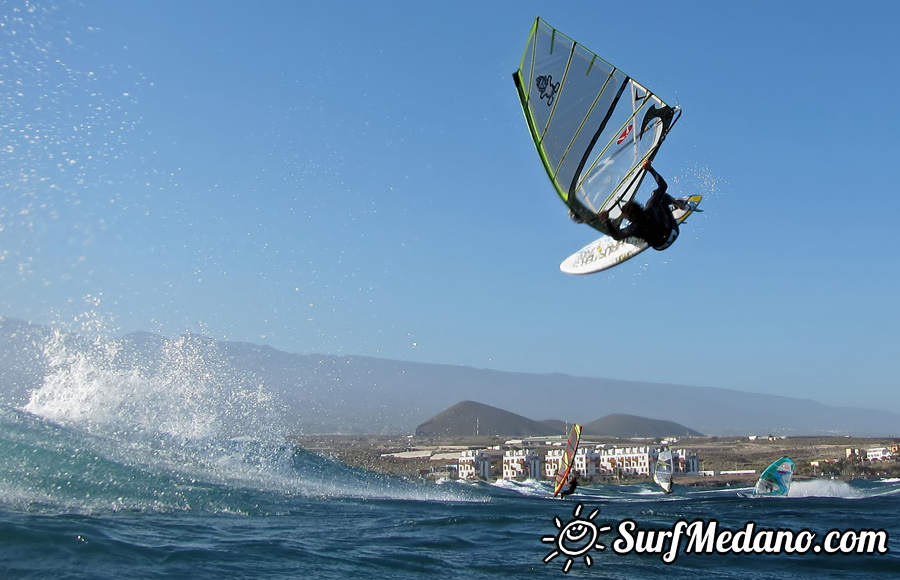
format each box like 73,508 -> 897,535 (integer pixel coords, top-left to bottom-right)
290,434 -> 900,485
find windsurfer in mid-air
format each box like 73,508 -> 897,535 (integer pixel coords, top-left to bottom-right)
595,159 -> 688,251
559,472 -> 579,498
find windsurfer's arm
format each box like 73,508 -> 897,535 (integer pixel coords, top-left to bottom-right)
641,159 -> 667,193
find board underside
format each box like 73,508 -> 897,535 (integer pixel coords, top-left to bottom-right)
559,195 -> 702,275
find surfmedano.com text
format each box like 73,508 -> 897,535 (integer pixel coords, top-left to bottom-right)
613,519 -> 889,564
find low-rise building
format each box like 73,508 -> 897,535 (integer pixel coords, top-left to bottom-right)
544,446 -> 597,478
458,449 -> 493,480
673,448 -> 700,473
867,448 -> 894,462
543,447 -> 570,479
846,448 -> 863,460
594,445 -> 655,476
466,443 -> 700,481
502,449 -> 541,480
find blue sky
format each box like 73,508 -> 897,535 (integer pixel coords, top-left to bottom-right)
1,1 -> 898,413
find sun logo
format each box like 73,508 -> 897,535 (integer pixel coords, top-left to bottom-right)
541,503 -> 612,573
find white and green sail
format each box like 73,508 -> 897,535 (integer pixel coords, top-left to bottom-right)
513,17 -> 680,231
653,448 -> 674,494
753,456 -> 795,497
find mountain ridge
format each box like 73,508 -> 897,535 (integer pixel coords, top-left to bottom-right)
415,401 -> 702,438
415,401 -> 562,437
1,317 -> 898,436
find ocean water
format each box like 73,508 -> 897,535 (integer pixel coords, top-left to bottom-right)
1,333 -> 899,579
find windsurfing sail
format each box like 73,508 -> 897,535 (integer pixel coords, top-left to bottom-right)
752,456 -> 795,497
513,17 -> 681,231
653,447 -> 674,494
553,423 -> 582,496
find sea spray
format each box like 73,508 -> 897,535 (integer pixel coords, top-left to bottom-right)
789,479 -> 865,499
673,162 -> 728,199
25,329 -> 286,442
12,326 -> 481,507
15,327 -> 308,509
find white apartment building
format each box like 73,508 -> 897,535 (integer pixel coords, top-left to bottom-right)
593,445 -> 656,476
672,448 -> 700,473
867,447 -> 894,462
545,445 -> 699,477
544,447 -> 598,478
543,447 -> 566,479
471,444 -> 700,481
457,449 -> 493,480
502,449 -> 541,480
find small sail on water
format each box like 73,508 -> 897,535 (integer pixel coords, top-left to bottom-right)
553,424 -> 582,496
743,456 -> 795,498
653,447 -> 674,494
512,17 -> 681,231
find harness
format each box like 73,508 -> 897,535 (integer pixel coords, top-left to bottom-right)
651,227 -> 679,251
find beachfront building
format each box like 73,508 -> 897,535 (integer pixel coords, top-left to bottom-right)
846,448 -> 863,460
575,447 -> 603,476
673,449 -> 700,473
866,448 -> 894,462
593,445 -> 656,476
502,449 -> 541,480
543,447 -> 566,479
458,449 -> 493,480
543,446 -> 602,478
544,445 -> 700,478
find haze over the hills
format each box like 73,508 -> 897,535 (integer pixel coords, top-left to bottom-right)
1,318 -> 898,436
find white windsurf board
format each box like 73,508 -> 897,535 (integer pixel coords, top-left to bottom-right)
559,195 -> 702,275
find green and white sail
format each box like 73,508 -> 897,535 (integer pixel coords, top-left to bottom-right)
653,448 -> 674,494
513,17 -> 680,231
753,456 -> 795,497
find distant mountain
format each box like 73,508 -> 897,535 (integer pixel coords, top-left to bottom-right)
416,401 -> 563,437
583,414 -> 703,438
417,404 -> 702,439
2,317 -> 900,436
539,419 -> 568,433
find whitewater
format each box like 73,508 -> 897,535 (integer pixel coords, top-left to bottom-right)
1,331 -> 898,579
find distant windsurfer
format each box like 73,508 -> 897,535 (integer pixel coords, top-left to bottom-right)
559,472 -> 578,497
596,159 -> 688,251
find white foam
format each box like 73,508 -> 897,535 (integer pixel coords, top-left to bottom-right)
489,478 -> 549,497
24,330 -> 284,442
788,479 -> 864,498
16,327 -> 493,505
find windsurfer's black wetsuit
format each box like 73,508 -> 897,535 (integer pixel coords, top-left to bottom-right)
600,166 -> 679,251
559,478 -> 578,497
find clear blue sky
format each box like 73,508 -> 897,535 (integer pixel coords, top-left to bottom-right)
1,1 -> 898,413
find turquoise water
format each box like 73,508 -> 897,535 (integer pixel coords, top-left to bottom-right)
1,405 -> 899,579
1,332 -> 898,579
